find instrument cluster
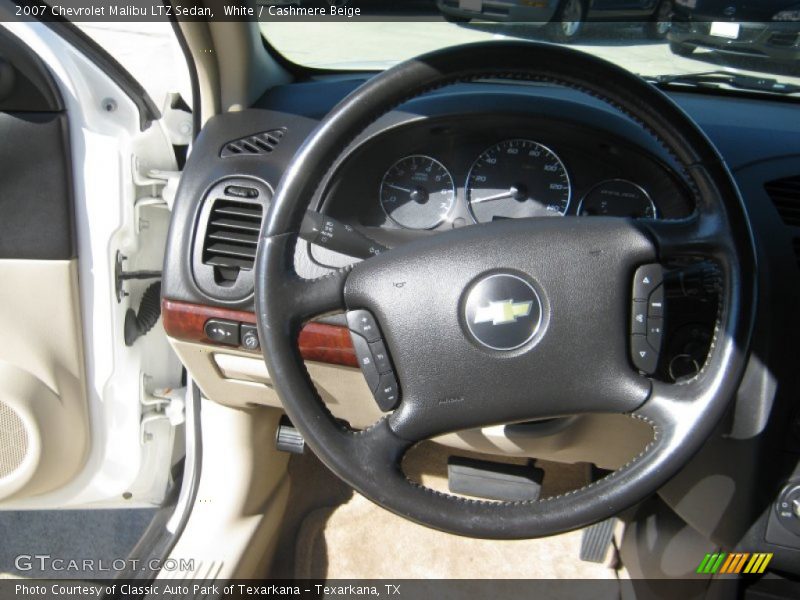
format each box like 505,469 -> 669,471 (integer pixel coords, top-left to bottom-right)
378,139 -> 659,231
318,114 -> 693,248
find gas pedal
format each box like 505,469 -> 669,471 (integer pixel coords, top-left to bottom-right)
580,518 -> 616,563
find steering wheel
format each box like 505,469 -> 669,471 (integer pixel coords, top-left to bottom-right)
255,42 -> 755,539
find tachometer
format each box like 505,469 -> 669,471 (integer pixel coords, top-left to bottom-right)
467,139 -> 571,223
379,155 -> 456,229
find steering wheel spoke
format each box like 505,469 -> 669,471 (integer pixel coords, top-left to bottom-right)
640,212 -> 727,261
290,267 -> 350,321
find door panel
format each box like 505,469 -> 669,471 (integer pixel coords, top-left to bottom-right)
0,18 -> 184,511
0,28 -> 73,260
0,28 -> 87,503
0,111 -> 73,259
0,261 -> 88,501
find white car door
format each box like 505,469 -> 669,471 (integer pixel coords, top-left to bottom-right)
0,11 -> 188,517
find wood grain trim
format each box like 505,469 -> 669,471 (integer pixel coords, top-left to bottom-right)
162,299 -> 358,368
298,322 -> 358,368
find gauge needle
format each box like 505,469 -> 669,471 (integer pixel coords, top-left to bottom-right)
385,183 -> 413,194
472,191 -> 516,205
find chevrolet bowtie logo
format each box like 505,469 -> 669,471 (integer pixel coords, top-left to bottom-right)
473,299 -> 533,326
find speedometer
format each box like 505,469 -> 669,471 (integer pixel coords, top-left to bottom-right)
467,140 -> 571,223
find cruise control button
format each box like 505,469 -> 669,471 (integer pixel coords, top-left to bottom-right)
204,319 -> 239,346
631,301 -> 647,335
240,324 -> 260,351
375,372 -> 400,411
349,331 -> 380,391
633,264 -> 663,300
648,284 -> 664,318
347,309 -> 381,342
647,317 -> 664,352
369,339 -> 392,374
631,335 -> 658,374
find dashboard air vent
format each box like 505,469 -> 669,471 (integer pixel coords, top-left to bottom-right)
765,175 -> 800,227
202,198 -> 263,283
220,128 -> 285,158
192,178 -> 271,301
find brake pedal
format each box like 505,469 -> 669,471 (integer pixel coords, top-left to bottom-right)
580,518 -> 616,563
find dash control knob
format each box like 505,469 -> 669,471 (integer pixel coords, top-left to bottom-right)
775,483 -> 800,535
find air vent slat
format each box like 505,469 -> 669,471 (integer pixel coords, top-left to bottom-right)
208,230 -> 259,245
209,218 -> 262,232
201,198 -> 264,280
766,176 -> 800,227
220,128 -> 286,158
213,205 -> 262,219
205,242 -> 257,259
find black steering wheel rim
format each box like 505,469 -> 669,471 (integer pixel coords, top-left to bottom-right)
255,41 -> 756,539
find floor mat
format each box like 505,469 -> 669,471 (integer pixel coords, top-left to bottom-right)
0,508 -> 156,579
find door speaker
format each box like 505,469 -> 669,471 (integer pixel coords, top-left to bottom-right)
0,362 -> 86,502
0,400 -> 28,479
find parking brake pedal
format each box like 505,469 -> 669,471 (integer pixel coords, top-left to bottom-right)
447,457 -> 543,502
276,416 -> 305,454
580,518 -> 616,563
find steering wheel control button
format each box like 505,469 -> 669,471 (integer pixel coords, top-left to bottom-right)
630,264 -> 666,374
631,301 -> 647,335
240,324 -> 260,351
375,372 -> 400,412
648,284 -> 665,317
633,264 -> 663,300
346,309 -> 401,410
349,331 -> 381,391
369,340 -> 392,374
204,319 -> 239,346
464,273 -> 543,351
347,309 -> 381,343
631,335 -> 658,374
647,317 -> 664,351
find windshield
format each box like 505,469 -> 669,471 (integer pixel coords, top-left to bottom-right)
260,3 -> 800,95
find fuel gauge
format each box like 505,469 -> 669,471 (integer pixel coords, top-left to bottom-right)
577,179 -> 656,219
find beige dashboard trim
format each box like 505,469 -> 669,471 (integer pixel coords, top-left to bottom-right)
169,337 -> 652,469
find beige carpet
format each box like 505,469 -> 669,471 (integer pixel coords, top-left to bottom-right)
291,442 -> 625,580
295,494 -> 622,580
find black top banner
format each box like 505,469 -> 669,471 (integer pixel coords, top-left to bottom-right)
7,1 -> 439,22
5,1 -> 798,23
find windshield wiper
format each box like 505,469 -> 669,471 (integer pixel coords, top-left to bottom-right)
647,70 -> 800,95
